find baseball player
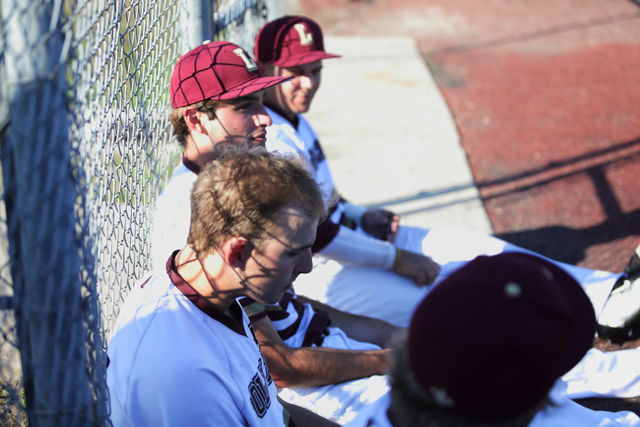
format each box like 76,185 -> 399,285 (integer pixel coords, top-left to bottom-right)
107,149 -> 328,426
144,39 -> 403,425
149,40 -> 289,270
253,15 -> 639,336
346,252 -> 640,426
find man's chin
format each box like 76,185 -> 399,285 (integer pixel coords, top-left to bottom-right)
260,294 -> 284,305
297,103 -> 311,114
251,281 -> 292,305
289,101 -> 311,115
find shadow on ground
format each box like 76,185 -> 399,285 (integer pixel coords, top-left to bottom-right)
495,209 -> 640,268
483,136 -> 640,271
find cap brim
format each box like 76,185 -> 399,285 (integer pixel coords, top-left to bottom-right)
214,75 -> 292,100
274,51 -> 341,67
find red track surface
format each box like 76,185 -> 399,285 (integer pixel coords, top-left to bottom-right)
297,0 -> 640,272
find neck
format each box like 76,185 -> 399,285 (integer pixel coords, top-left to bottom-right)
174,246 -> 236,312
265,102 -> 298,127
183,136 -> 203,168
183,134 -> 216,171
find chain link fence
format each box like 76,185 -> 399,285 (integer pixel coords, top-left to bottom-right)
0,0 -> 276,424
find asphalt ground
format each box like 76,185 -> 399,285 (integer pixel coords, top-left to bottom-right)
289,0 -> 640,273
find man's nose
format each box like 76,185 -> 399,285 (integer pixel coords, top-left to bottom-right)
299,75 -> 313,89
255,107 -> 271,127
296,249 -> 313,275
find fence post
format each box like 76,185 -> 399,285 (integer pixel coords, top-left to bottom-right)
1,0 -> 102,425
265,0 -> 283,19
184,0 -> 214,48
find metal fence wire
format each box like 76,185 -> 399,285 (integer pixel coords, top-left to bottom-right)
0,0 -> 275,425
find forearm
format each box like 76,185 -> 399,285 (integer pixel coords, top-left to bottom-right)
252,316 -> 393,388
319,225 -> 396,268
263,344 -> 391,388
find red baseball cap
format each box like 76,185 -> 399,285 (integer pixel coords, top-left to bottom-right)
170,41 -> 290,108
407,252 -> 595,421
254,16 -> 341,67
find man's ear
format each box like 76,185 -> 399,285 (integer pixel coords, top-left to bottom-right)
183,107 -> 209,135
222,237 -> 253,268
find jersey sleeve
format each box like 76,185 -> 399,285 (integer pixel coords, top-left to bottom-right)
318,225 -> 396,269
150,165 -> 195,270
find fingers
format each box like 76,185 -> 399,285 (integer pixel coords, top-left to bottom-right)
393,249 -> 441,286
362,210 -> 390,240
386,215 -> 400,242
412,255 -> 440,287
420,259 -> 441,286
362,209 -> 399,241
415,267 -> 432,286
390,215 -> 400,232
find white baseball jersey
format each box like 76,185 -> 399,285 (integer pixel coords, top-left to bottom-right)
265,107 -> 357,241
107,253 -> 290,427
264,108 -> 398,268
150,162 -> 197,271
265,107 -> 337,208
344,388 -> 640,426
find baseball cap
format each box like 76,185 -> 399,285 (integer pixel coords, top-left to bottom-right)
407,252 -> 595,422
170,41 -> 290,108
254,15 -> 341,67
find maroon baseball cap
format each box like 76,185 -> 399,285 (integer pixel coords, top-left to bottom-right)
170,41 -> 290,108
254,15 -> 341,67
407,252 -> 595,422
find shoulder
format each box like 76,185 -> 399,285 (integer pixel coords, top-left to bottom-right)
108,283 -> 251,420
110,270 -> 171,334
266,115 -> 318,158
160,164 -> 197,199
265,109 -> 296,143
150,164 -> 194,249
296,114 -> 314,132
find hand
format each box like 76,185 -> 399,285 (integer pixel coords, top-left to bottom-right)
361,209 -> 400,242
392,249 -> 440,286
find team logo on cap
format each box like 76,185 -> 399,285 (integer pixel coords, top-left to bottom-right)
429,386 -> 455,407
294,23 -> 314,46
233,48 -> 258,71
